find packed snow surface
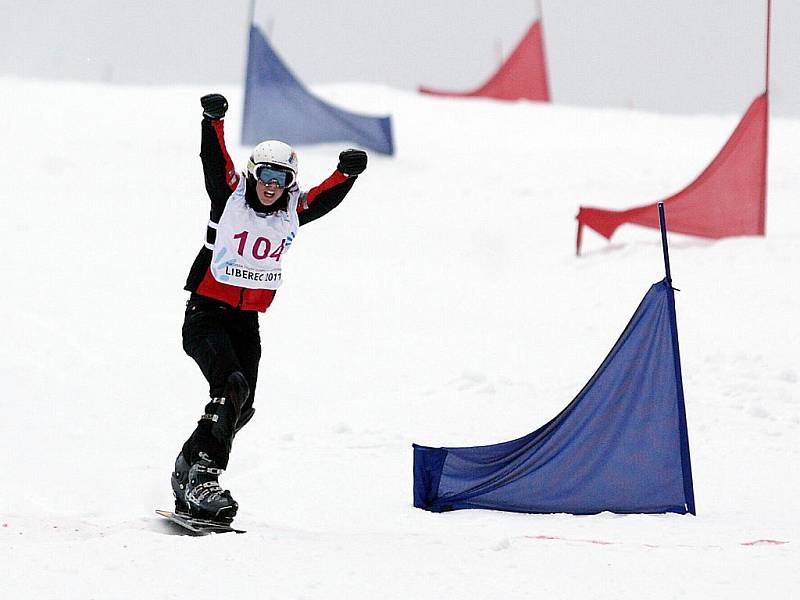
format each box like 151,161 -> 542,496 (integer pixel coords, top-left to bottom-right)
1,78 -> 798,598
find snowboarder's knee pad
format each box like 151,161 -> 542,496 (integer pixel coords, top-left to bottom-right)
223,371 -> 250,415
234,407 -> 256,435
202,371 -> 249,452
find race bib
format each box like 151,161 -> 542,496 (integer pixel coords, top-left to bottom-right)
210,176 -> 299,290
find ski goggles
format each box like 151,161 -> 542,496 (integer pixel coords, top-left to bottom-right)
254,164 -> 295,188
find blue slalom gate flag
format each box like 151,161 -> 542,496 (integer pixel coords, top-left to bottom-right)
241,26 -> 394,155
413,279 -> 695,515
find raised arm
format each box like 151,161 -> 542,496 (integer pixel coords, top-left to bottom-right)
199,94 -> 239,218
298,149 -> 367,226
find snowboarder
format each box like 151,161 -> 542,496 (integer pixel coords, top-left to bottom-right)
171,93 -> 367,524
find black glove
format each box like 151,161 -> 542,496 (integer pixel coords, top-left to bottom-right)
337,149 -> 368,176
200,93 -> 228,120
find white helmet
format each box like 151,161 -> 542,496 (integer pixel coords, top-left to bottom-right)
247,140 -> 298,188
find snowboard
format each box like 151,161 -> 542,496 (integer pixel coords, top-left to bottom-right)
155,509 -> 246,535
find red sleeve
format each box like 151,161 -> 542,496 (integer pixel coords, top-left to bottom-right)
297,170 -> 350,213
297,170 -> 357,227
210,120 -> 239,192
201,119 -> 240,214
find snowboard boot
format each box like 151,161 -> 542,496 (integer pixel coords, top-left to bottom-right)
172,452 -> 238,524
171,452 -> 191,513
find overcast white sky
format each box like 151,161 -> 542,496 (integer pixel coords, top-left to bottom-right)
2,0 -> 798,115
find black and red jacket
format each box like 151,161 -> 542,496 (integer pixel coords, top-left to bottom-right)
184,118 -> 357,312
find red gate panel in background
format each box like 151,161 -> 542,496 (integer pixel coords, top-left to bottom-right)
576,93 -> 768,255
419,21 -> 550,102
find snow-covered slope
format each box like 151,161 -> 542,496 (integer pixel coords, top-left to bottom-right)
1,78 -> 798,598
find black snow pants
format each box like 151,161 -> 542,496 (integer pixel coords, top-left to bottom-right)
180,294 -> 261,469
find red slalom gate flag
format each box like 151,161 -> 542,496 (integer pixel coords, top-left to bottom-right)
576,93 -> 768,255
419,21 -> 550,102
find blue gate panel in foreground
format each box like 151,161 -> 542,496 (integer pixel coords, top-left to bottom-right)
413,279 -> 695,515
242,26 -> 394,155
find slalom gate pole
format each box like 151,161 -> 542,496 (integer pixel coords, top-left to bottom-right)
762,0 -> 771,235
658,202 -> 672,286
765,0 -> 772,94
247,0 -> 256,26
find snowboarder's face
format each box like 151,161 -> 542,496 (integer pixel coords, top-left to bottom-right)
256,180 -> 285,207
